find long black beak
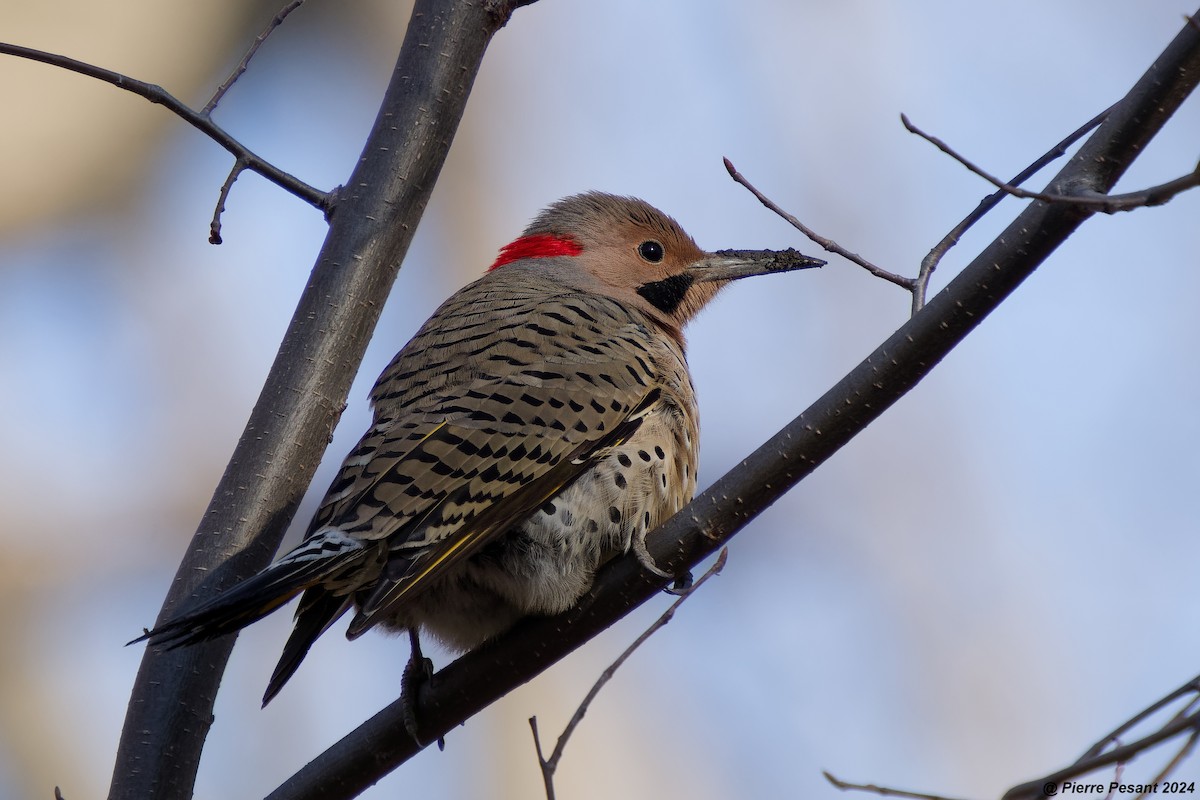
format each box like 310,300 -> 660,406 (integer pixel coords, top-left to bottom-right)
688,248 -> 825,283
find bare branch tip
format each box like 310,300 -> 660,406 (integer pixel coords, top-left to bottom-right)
209,160 -> 248,245
204,0 -> 306,114
713,546 -> 729,573
528,716 -> 543,753
528,714 -> 557,799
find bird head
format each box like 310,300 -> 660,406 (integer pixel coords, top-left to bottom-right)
489,192 -> 823,338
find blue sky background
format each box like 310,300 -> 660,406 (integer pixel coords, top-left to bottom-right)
1,1 -> 1198,798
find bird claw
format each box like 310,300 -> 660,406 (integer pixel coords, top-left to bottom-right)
401,629 -> 445,750
631,532 -> 672,579
664,570 -> 694,595
632,532 -> 691,592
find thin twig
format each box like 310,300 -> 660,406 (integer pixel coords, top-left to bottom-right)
723,158 -> 914,292
915,103 -> 1114,312
1102,763 -> 1126,800
823,771 -> 970,800
204,0 -> 305,115
903,113 -> 1200,214
528,717 -> 557,800
729,103 -> 1115,315
1003,708 -> 1200,800
0,41 -> 330,215
531,548 -> 730,799
1079,674 -> 1200,761
1141,729 -> 1199,799
209,159 -> 248,244
827,696 -> 1200,800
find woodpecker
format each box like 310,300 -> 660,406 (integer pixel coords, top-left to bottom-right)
134,192 -> 823,705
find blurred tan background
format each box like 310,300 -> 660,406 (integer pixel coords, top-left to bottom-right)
1,1 -> 1198,798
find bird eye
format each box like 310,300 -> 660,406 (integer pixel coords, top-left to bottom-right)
638,240 -> 664,263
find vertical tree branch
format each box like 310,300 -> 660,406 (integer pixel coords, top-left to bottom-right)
108,2 -> 531,799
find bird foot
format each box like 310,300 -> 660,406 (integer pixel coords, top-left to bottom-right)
632,531 -> 692,592
664,570 -> 694,595
631,531 -> 672,579
401,629 -> 445,751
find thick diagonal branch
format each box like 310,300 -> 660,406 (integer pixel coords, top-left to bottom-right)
268,9 -> 1200,800
109,2 -> 532,799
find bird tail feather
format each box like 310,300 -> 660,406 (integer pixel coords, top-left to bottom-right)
262,589 -> 352,706
128,531 -> 366,651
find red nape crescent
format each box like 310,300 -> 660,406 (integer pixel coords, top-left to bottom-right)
489,233 -> 583,270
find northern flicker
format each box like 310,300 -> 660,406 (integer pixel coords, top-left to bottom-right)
134,192 -> 822,705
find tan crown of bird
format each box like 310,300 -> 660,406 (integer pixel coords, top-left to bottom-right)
134,192 -> 823,705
